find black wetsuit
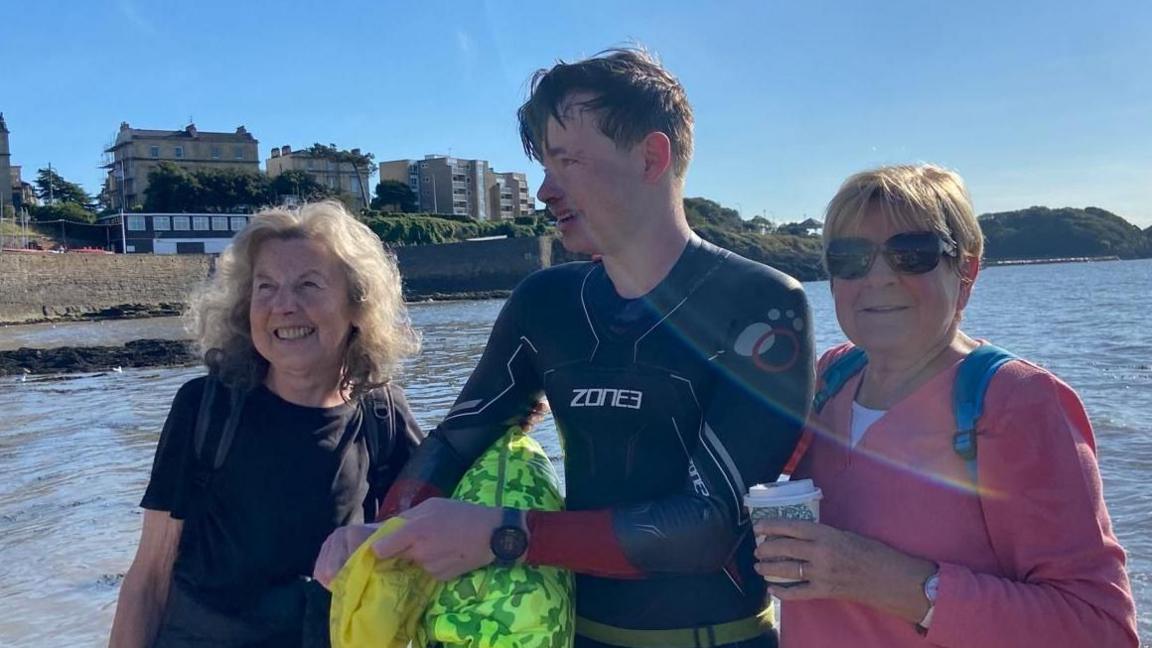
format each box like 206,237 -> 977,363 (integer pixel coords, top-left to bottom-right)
387,238 -> 814,646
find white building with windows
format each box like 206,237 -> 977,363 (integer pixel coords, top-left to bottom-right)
97,212 -> 251,254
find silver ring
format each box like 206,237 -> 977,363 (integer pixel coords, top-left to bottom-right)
798,562 -> 805,580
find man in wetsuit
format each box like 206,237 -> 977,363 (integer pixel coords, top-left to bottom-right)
315,48 -> 814,648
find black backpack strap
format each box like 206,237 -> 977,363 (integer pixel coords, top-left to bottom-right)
361,385 -> 399,521
192,376 -> 248,491
193,375 -> 220,463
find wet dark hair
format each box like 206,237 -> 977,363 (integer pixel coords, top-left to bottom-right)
517,47 -> 694,178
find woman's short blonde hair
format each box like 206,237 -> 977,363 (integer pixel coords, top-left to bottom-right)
185,200 -> 420,399
822,164 -> 984,273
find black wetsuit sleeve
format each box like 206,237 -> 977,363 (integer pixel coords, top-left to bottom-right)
379,290 -> 544,514
614,283 -> 815,573
140,378 -> 205,519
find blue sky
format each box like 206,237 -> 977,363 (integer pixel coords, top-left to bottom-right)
4,0 -> 1150,227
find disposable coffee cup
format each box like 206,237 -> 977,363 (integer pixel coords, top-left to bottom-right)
745,479 -> 822,584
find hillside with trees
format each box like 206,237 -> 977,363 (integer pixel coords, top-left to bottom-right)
684,197 -> 825,280
363,212 -> 550,245
980,207 -> 1152,261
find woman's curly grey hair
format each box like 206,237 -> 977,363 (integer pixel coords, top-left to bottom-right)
184,200 -> 420,399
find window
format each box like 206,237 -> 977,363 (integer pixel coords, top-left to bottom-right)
174,146 -> 184,159
211,146 -> 221,160
173,216 -> 191,230
306,160 -> 314,170
127,216 -> 146,231
423,176 -> 430,183
150,146 -> 160,158
192,216 -> 209,231
230,217 -> 247,231
212,217 -> 229,230
152,216 -> 171,231
233,146 -> 244,160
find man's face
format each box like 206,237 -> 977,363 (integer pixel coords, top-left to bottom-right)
536,93 -> 647,256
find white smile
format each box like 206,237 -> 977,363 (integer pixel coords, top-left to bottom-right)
274,326 -> 316,340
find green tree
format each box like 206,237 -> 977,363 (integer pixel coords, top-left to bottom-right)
271,169 -> 336,203
747,215 -> 775,234
683,197 -> 744,230
144,163 -> 270,213
197,168 -> 270,213
31,202 -> 96,224
306,143 -> 376,209
34,167 -> 92,208
144,163 -> 203,212
372,180 -> 417,212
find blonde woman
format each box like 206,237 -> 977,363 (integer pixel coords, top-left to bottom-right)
754,166 -> 1137,647
109,201 -> 423,647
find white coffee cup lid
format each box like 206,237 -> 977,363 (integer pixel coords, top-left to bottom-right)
745,478 -> 822,507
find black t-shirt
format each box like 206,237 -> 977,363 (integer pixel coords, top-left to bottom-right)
142,377 -> 419,612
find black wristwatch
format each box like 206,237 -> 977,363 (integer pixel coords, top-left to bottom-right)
490,507 -> 528,567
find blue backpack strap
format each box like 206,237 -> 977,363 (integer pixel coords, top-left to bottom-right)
813,347 -> 869,413
952,344 -> 1017,484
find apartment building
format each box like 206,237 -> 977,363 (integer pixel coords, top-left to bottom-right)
378,154 -> 534,220
102,122 -> 260,210
266,145 -> 371,209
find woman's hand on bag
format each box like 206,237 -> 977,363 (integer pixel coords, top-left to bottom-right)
372,498 -> 503,581
753,520 -> 936,623
313,523 -> 379,588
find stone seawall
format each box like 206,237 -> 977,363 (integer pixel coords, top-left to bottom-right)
0,253 -> 213,324
392,236 -> 553,297
0,237 -> 579,324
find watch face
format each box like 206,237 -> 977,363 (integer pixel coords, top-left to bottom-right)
492,527 -> 528,561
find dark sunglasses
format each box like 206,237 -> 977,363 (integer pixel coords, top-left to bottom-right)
825,231 -> 958,280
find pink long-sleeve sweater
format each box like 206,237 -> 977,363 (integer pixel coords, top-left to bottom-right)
782,343 -> 1139,647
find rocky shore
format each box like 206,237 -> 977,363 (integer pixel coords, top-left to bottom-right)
0,339 -> 198,376
1,302 -> 186,326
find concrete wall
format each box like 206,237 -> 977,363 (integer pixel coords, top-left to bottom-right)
0,236 -> 584,324
0,253 -> 212,323
392,236 -> 553,296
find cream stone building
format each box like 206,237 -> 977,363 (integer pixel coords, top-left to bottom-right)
266,145 -> 371,209
103,122 -> 260,210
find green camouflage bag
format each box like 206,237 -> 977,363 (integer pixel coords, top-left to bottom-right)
418,426 -> 574,648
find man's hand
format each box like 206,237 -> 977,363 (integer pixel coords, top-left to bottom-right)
373,498 -> 503,581
313,523 -> 379,589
